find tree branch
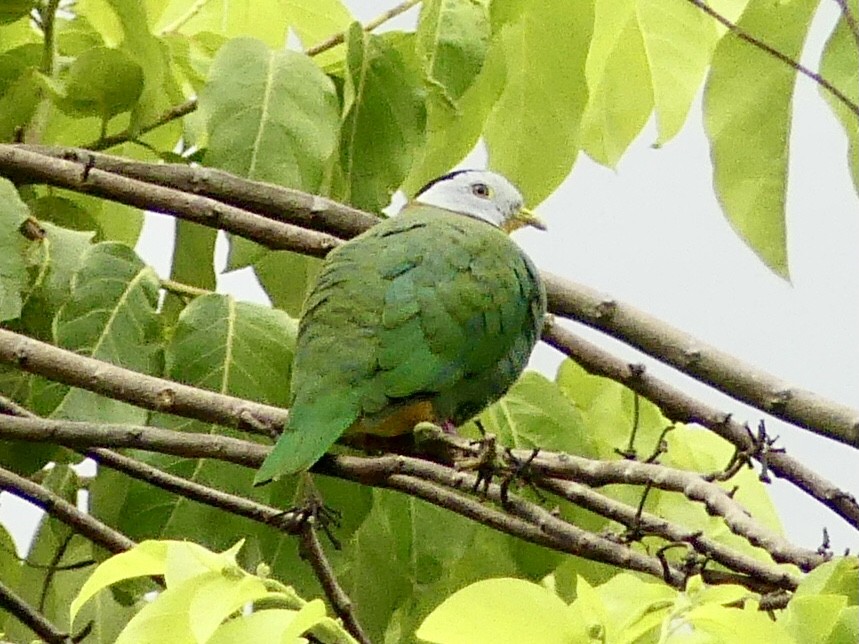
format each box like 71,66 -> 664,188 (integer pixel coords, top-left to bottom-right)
514,449 -> 824,571
19,145 -> 377,239
0,327 -> 287,435
543,319 -> 859,531
0,146 -> 342,258
86,99 -> 199,151
298,522 -> 370,644
0,465 -> 134,555
0,408 -> 806,592
542,275 -> 859,450
9,144 -> 859,452
536,477 -> 798,590
0,578 -> 70,644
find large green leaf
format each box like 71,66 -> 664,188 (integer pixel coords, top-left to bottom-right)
0,43 -> 42,142
819,1 -> 859,194
54,46 -> 144,120
579,0 -> 653,168
636,0 -> 719,144
91,294 -> 296,562
704,0 -> 818,279
416,0 -> 491,106
253,250 -> 322,318
402,23 -> 506,195
484,0 -> 591,204
154,0 -> 291,48
49,242 -> 161,423
338,25 -> 427,212
0,178 -> 31,322
201,37 -> 339,190
160,220 -> 217,325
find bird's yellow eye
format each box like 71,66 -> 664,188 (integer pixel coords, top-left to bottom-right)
471,183 -> 491,198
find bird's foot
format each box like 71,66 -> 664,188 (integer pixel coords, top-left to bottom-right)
498,448 -> 546,506
455,433 -> 506,496
272,474 -> 343,548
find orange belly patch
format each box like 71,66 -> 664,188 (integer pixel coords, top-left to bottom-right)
347,400 -> 437,437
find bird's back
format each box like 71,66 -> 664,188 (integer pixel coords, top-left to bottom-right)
275,204 -> 546,473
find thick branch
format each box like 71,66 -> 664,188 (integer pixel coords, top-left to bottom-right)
0,327 -> 287,435
543,274 -> 859,450
0,146 -> 341,258
20,145 -> 378,239
543,319 -> 859,531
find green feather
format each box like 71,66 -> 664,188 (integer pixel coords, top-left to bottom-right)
255,202 -> 546,482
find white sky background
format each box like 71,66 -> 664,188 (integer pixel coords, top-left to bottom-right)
4,2 -> 857,557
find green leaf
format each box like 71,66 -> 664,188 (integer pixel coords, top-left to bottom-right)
0,44 -> 42,142
50,242 -> 161,422
56,15 -> 106,57
636,0 -> 719,144
155,0 -> 291,48
827,606 -> 859,644
253,249 -> 322,318
92,295 -> 295,560
484,0 -> 592,204
794,557 -> 859,604
160,220 -> 216,324
684,601 -> 792,641
0,1 -> 34,25
592,573 -> 674,642
56,46 -> 144,119
779,595 -> 847,644
201,37 -> 339,191
338,24 -> 427,212
417,578 -> 576,644
402,24 -> 506,195
0,178 -> 31,321
704,0 -> 818,279
417,0 -> 491,105
579,0 -> 653,168
819,2 -> 859,194
478,371 -> 594,455
20,221 -> 96,340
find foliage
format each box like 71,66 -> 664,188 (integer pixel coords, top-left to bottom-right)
418,559 -> 859,644
70,539 -> 356,644
0,0 -> 855,642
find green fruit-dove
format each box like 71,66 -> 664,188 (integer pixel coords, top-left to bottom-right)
254,170 -> 546,484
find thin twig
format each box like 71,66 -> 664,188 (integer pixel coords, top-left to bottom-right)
832,0 -> 859,51
0,465 -> 134,554
685,0 -> 859,117
160,277 -> 211,299
306,0 -> 423,56
160,0 -> 213,34
537,477 -> 799,590
87,98 -> 199,151
542,318 -> 859,532
298,522 -> 371,644
0,578 -> 70,643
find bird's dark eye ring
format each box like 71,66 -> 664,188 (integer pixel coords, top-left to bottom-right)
472,183 -> 490,198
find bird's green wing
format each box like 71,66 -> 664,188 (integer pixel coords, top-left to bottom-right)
255,204 -> 544,483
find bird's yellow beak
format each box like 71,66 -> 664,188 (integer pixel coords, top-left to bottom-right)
503,206 -> 547,233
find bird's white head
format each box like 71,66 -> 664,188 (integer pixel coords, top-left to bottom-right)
413,170 -> 546,232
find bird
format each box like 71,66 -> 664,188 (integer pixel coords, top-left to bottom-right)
254,169 -> 547,484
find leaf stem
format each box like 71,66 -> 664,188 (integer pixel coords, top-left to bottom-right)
87,98 -> 198,151
160,0 -> 214,35
160,277 -> 211,299
306,0 -> 423,57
